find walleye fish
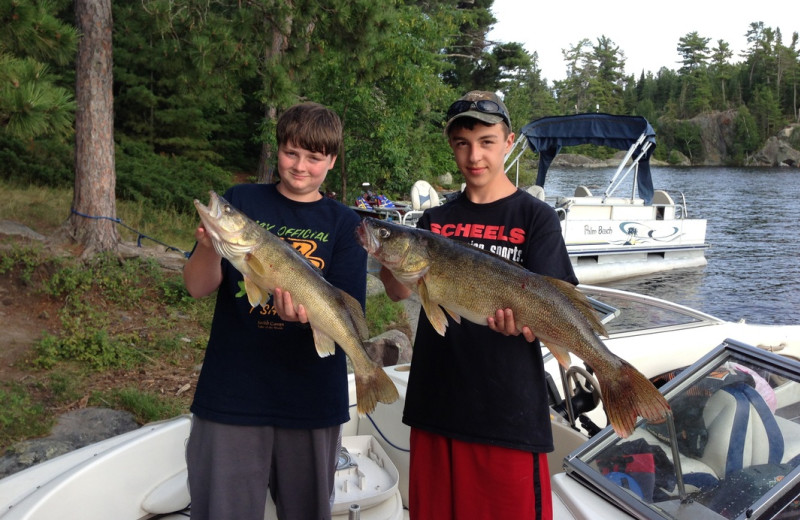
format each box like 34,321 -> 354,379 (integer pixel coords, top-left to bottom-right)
357,217 -> 669,437
194,191 -> 398,415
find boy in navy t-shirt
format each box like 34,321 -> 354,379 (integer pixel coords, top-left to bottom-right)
183,102 -> 366,520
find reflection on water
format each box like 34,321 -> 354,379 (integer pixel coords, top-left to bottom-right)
539,166 -> 800,325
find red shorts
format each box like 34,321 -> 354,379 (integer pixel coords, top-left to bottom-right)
409,428 -> 552,520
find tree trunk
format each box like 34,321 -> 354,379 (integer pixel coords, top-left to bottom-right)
256,9 -> 292,184
68,0 -> 118,257
256,106 -> 278,184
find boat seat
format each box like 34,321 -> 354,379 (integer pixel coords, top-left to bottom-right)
410,180 -> 440,211
628,429 -> 719,495
526,185 -> 545,200
652,190 -> 674,205
697,382 -> 787,478
574,185 -> 593,197
404,180 -> 440,226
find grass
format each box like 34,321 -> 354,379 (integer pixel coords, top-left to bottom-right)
366,292 -> 408,338
0,182 -> 198,253
0,179 -> 410,455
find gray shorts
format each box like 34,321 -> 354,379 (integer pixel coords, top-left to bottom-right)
186,416 -> 341,520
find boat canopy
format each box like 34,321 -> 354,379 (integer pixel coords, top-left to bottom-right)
514,113 -> 657,204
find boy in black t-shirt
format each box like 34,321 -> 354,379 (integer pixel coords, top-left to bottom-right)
183,102 -> 367,520
379,91 -> 577,520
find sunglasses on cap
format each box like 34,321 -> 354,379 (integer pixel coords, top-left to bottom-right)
445,99 -> 511,129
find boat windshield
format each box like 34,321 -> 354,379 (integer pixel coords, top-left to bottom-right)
581,286 -> 714,336
565,340 -> 800,519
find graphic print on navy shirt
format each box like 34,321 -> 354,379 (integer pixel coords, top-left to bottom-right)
429,220 -> 527,263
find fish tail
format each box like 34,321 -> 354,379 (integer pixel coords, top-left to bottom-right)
599,360 -> 671,438
355,368 -> 400,416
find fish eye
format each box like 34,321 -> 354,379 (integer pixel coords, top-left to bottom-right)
378,228 -> 390,239
223,204 -> 232,213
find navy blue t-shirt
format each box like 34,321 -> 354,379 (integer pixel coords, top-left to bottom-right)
190,184 -> 367,428
402,189 -> 577,452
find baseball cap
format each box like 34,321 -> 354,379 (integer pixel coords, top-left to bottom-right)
443,90 -> 512,135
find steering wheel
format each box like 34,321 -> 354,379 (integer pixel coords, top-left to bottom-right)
565,365 -> 602,409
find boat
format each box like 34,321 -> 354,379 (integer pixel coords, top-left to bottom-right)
2,285 -> 799,520
504,113 -> 709,284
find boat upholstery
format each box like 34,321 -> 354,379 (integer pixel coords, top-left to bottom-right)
410,180 -> 439,211
699,382 -> 787,478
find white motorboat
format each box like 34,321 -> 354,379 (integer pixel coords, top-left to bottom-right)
506,113 -> 709,284
2,286 -> 798,520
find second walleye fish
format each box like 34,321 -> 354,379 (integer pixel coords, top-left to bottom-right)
357,217 -> 670,438
194,191 -> 398,415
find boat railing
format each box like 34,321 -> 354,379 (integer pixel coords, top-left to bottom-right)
602,133 -> 652,202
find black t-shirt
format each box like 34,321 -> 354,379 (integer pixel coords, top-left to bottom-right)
190,184 -> 367,428
402,189 -> 577,452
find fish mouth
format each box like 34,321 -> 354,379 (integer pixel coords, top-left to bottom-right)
356,219 -> 379,255
193,191 -> 226,241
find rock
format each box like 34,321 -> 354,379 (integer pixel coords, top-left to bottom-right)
365,329 -> 413,366
690,110 -> 736,165
0,220 -> 46,241
50,408 -> 139,446
751,136 -> 800,167
667,150 -> 691,166
437,172 -> 453,187
366,269 -> 385,297
0,408 -> 139,479
117,242 -> 188,271
0,440 -> 75,477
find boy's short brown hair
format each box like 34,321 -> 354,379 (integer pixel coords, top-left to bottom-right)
276,102 -> 342,156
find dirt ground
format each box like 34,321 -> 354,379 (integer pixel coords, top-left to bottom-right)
0,225 -> 202,422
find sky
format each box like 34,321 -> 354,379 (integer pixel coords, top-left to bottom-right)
487,0 -> 797,83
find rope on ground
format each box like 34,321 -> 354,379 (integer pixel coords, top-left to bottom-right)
70,208 -> 191,258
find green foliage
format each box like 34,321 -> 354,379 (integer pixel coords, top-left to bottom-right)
656,118 -> 703,164
31,252 -> 208,369
0,383 -> 52,449
0,133 -> 73,187
0,0 -> 78,139
3,4 -> 798,206
672,121 -> 703,163
731,106 -> 762,162
365,292 -> 408,338
749,86 -> 785,138
0,243 -> 44,284
98,387 -> 186,424
115,136 -> 232,213
666,149 -> 687,165
789,126 -> 800,151
35,328 -> 143,370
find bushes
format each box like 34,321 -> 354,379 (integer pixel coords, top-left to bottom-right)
0,134 -> 232,214
115,136 -> 232,213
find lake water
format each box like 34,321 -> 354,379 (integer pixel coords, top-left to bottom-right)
538,166 -> 800,325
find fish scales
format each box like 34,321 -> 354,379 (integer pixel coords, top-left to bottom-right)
357,217 -> 670,437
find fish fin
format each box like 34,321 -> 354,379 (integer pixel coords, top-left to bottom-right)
244,276 -> 270,308
418,278 -> 449,336
544,276 -> 609,337
311,328 -> 337,357
244,252 -> 268,278
354,365 -> 400,416
443,307 -> 461,324
339,289 -> 370,340
545,343 -> 572,368
598,359 -> 671,438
